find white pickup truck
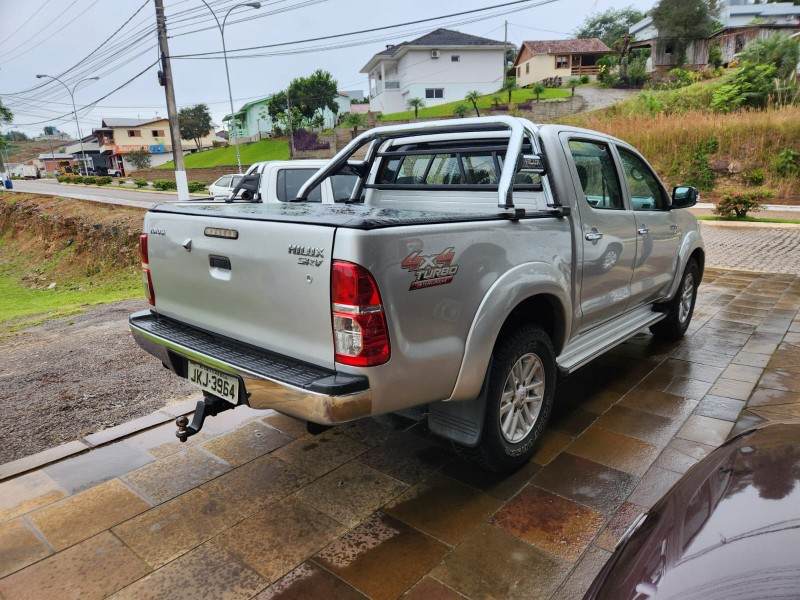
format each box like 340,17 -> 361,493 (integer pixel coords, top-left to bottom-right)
131,117 -> 704,471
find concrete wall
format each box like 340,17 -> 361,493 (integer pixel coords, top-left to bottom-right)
128,166 -> 249,184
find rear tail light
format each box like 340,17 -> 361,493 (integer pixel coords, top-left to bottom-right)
331,260 -> 390,366
139,234 -> 155,306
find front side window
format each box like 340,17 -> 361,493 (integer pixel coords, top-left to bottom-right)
215,176 -> 231,188
276,168 -> 322,202
425,88 -> 444,99
568,140 -> 623,210
618,148 -> 669,210
555,55 -> 569,69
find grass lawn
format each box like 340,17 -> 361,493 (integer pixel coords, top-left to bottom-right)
157,138 -> 290,168
380,88 -> 572,120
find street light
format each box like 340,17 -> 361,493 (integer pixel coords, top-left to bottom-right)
36,74 -> 99,174
199,1 -> 261,174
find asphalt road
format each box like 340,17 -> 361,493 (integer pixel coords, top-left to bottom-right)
6,179 -> 193,208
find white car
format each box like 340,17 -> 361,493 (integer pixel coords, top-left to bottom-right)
208,174 -> 243,198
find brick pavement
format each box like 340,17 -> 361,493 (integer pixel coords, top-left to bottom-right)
1,268 -> 798,599
700,222 -> 800,274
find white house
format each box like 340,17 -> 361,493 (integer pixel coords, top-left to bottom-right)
360,28 -> 506,114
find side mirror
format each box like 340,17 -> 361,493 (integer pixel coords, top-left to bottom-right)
672,185 -> 698,208
229,174 -> 260,203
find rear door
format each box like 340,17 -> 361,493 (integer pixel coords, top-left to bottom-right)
563,136 -> 638,332
145,210 -> 336,368
616,146 -> 682,306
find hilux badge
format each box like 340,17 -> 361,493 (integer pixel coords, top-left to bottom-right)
289,245 -> 324,267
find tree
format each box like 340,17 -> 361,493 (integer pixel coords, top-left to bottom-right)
465,90 -> 481,117
178,104 -> 212,150
406,97 -> 425,118
739,34 -> 799,80
127,150 -> 152,171
0,99 -> 11,125
287,69 -> 339,122
263,92 -> 304,134
574,7 -> 646,48
505,44 -> 519,66
4,130 -> 28,141
501,77 -> 519,103
453,103 -> 470,118
531,82 -> 546,102
341,112 -> 366,139
568,78 -> 581,96
651,0 -> 720,67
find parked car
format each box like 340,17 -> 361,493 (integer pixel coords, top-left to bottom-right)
585,421 -> 800,599
130,116 -> 704,472
22,165 -> 41,179
107,167 -> 123,177
208,174 -> 243,198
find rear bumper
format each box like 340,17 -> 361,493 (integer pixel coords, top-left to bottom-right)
129,310 -> 372,424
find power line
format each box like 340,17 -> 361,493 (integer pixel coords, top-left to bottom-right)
0,0 -> 54,50
0,0 -> 88,66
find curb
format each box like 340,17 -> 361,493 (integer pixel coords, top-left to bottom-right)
56,182 -> 208,197
0,395 -> 201,482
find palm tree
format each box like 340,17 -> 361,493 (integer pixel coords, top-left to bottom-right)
501,77 -> 519,103
465,90 -> 481,117
342,112 -> 366,139
568,78 -> 581,96
406,97 -> 425,119
531,82 -> 546,102
453,103 -> 470,118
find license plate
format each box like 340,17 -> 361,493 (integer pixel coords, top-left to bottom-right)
187,361 -> 239,404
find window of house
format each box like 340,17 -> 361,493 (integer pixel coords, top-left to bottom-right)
665,43 -> 674,55
526,63 -> 530,74
517,66 -> 521,77
568,140 -> 623,210
151,130 -> 165,137
127,130 -> 141,137
451,55 -> 460,62
555,55 -> 569,69
425,88 -> 444,99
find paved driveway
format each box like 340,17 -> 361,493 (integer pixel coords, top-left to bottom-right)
1,267 -> 798,599
700,222 -> 800,274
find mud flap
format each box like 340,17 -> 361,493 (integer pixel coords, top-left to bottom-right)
428,359 -> 491,448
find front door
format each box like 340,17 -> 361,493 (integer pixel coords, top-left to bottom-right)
616,146 -> 682,307
565,137 -> 638,332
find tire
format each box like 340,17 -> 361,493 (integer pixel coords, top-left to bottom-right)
457,323 -> 556,472
650,259 -> 699,341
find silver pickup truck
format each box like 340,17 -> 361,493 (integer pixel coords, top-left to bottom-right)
130,116 -> 704,471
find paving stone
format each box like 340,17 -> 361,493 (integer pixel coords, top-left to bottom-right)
43,442 -> 154,495
732,351 -> 771,368
200,455 -> 313,518
124,422 -> 215,459
627,466 -> 684,508
0,519 -> 51,578
617,388 -> 698,420
261,414 -> 309,439
28,479 -> 150,551
0,531 -> 150,600
383,472 -> 502,545
123,447 -> 230,504
708,377 -> 757,401
272,430 -> 367,478
730,411 -> 767,437
759,370 -> 800,393
356,433 -> 454,485
595,502 -> 647,552
532,453 -> 639,515
337,414 -> 417,447
0,471 -> 66,522
747,387 -> 799,407
295,462 -> 408,528
112,488 -> 240,569
676,415 -> 734,447
720,364 -> 764,383
201,422 -> 292,467
401,576 -> 464,600
0,441 -> 89,481
531,430 -> 573,466
491,485 -> 605,562
694,395 -> 747,422
431,523 -> 571,600
553,545 -> 613,600
83,412 -> 173,447
650,358 -> 724,383
565,425 -> 661,477
593,405 -> 682,447
256,562 -> 366,600
439,457 -> 540,501
549,407 -> 598,437
313,512 -> 449,600
112,541 -> 266,600
214,497 -> 346,583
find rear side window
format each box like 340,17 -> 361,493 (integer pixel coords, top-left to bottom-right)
216,176 -> 231,188
276,168 -> 322,202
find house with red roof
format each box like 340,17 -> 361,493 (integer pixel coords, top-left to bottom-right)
513,39 -> 612,87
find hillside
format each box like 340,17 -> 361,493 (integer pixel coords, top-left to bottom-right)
157,138 -> 290,168
3,139 -> 71,164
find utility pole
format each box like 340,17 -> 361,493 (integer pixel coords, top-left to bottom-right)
503,20 -> 509,84
154,0 -> 189,200
286,88 -> 294,158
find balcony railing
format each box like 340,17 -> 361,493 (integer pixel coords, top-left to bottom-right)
571,65 -> 600,75
370,80 -> 401,98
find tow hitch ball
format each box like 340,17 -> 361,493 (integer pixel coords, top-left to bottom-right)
175,394 -> 234,442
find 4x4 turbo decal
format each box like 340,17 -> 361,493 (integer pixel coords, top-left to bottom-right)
401,247 -> 459,290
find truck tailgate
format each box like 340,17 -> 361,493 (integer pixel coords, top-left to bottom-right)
145,210 -> 335,369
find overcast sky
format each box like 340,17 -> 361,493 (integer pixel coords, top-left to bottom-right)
1,0 -> 653,137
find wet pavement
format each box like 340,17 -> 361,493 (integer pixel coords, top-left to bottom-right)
1,268 -> 799,599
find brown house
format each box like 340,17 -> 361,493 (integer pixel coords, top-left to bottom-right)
513,38 -> 612,86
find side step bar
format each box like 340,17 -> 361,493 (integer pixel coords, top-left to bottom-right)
557,307 -> 666,375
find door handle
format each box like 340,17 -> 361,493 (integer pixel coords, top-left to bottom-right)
585,231 -> 604,241
637,225 -> 650,235
670,224 -> 679,232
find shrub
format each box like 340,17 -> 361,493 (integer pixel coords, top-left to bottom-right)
292,129 -> 330,151
453,103 -> 470,118
82,176 -> 97,185
711,63 -> 778,112
133,178 -> 148,188
685,137 -> 718,192
771,148 -> 800,178
56,175 -> 68,183
96,176 -> 112,186
152,179 -> 177,191
580,75 -> 590,84
713,189 -> 772,218
708,43 -> 723,69
72,176 -> 84,184
188,181 -> 206,193
117,179 -> 125,185
746,168 -> 765,186
626,56 -> 649,87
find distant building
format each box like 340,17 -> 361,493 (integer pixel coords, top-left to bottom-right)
513,39 -> 612,86
38,153 -> 78,174
360,28 -> 506,114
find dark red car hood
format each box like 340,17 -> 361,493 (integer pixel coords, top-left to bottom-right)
586,421 -> 800,600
